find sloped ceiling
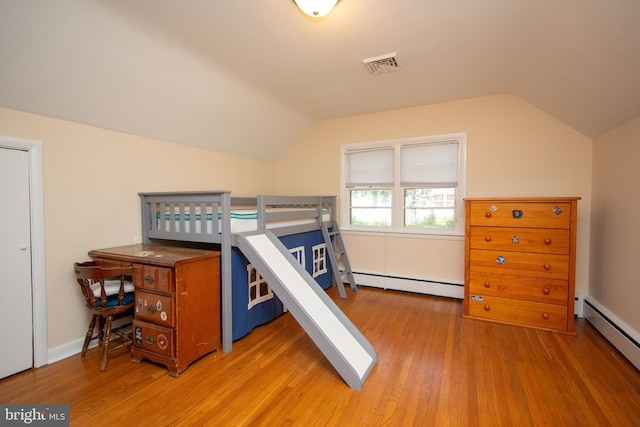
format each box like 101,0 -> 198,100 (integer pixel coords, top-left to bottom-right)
1,0 -> 639,162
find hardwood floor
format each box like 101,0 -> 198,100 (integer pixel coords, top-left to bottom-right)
2,287 -> 639,426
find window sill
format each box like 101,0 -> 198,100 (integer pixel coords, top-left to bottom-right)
340,228 -> 464,241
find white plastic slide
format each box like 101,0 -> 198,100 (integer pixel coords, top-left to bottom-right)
235,231 -> 377,391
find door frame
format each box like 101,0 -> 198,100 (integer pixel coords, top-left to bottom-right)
0,136 -> 48,367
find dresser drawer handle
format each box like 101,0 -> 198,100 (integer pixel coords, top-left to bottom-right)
542,288 -> 550,295
484,236 -> 492,242
485,212 -> 492,218
145,275 -> 154,285
544,238 -> 552,245
542,313 -> 549,320
145,335 -> 155,345
484,281 -> 491,288
543,264 -> 551,271
484,304 -> 491,311
147,305 -> 157,314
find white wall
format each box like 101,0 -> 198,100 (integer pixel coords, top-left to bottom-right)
590,115 -> 640,332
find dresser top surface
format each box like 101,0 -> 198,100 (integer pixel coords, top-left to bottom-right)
464,197 -> 581,202
89,244 -> 220,267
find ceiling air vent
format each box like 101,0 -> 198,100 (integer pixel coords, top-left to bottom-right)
362,52 -> 400,75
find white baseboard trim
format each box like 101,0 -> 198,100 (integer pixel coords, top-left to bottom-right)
47,319 -> 133,365
47,338 -> 85,365
574,294 -> 585,318
354,272 -> 464,299
584,297 -> 640,371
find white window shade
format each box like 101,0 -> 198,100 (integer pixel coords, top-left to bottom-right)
400,141 -> 459,187
345,147 -> 394,188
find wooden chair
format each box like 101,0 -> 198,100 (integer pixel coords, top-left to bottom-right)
74,261 -> 135,371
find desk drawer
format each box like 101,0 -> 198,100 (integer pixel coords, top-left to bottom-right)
132,264 -> 174,293
134,290 -> 175,327
133,320 -> 174,358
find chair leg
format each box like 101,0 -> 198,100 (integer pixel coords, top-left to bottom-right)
100,315 -> 114,371
97,317 -> 106,346
82,315 -> 98,357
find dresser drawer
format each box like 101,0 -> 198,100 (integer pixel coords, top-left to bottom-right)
468,226 -> 570,254
469,249 -> 569,279
132,264 -> 174,293
467,295 -> 568,331
469,202 -> 572,229
133,320 -> 175,358
469,271 -> 568,305
135,290 -> 175,327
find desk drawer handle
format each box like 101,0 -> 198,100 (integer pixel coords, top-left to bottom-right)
484,281 -> 491,289
484,304 -> 491,311
542,288 -> 550,295
543,264 -> 551,271
542,313 -> 550,320
145,275 -> 154,285
485,212 -> 492,218
484,236 -> 492,242
544,238 -> 552,245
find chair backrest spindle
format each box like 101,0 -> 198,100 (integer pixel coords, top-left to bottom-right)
74,262 -> 133,309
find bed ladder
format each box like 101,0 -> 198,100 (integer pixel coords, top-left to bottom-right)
322,221 -> 357,299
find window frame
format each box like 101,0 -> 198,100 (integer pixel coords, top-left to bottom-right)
340,133 -> 467,237
246,264 -> 273,309
312,243 -> 327,278
289,246 -> 305,269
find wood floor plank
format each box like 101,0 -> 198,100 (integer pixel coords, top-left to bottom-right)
1,286 -> 639,426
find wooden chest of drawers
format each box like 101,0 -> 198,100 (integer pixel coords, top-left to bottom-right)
463,197 -> 579,333
89,244 -> 221,376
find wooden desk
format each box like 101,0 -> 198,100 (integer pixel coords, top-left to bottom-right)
89,244 -> 221,376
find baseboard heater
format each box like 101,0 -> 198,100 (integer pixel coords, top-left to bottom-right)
584,297 -> 640,371
353,271 -> 464,299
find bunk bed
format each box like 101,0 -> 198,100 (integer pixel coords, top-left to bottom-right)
139,191 -> 338,353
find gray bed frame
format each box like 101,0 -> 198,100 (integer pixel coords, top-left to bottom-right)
139,191 -> 337,353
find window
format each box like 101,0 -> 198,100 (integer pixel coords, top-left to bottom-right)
341,133 -> 466,236
312,243 -> 327,277
247,264 -> 273,309
289,246 -> 305,269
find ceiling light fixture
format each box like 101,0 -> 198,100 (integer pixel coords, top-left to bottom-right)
293,0 -> 340,18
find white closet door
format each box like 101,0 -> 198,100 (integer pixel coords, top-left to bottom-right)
0,147 -> 33,379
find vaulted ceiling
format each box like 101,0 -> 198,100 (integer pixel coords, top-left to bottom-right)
1,0 -> 639,162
